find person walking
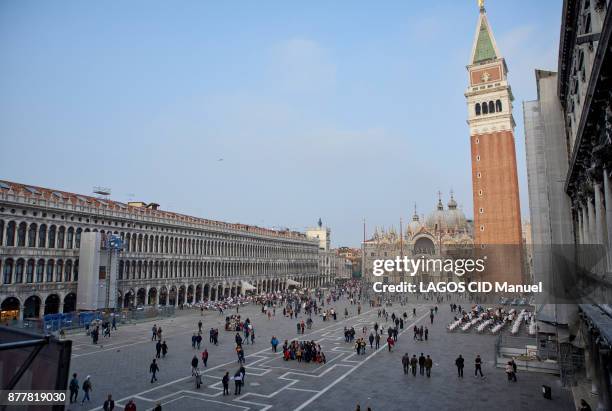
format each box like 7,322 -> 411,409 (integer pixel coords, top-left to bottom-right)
195,368 -> 202,389
239,365 -> 246,386
475,354 -> 484,378
198,320 -> 203,333
81,376 -> 93,404
510,358 -> 517,381
425,355 -> 433,377
69,373 -> 79,403
410,355 -> 418,377
455,354 -> 464,378
156,341 -> 162,359
270,336 -> 279,352
161,341 -> 168,358
103,394 -> 115,411
222,372 -> 230,396
233,370 -> 243,395
386,336 -> 394,352
236,346 -> 245,364
375,333 -> 381,349
191,355 -> 199,376
150,359 -> 159,383
124,399 -> 136,411
368,333 -> 374,349
402,353 -> 410,374
202,349 -> 209,367
505,362 -> 515,382
418,353 -> 426,376
152,324 -> 158,341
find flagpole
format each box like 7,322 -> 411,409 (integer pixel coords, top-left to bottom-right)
362,218 -> 366,283
400,217 -> 403,283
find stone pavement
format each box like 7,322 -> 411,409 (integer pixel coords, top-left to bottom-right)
65,296 -> 575,411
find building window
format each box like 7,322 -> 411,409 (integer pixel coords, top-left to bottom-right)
6,221 -> 15,246
495,99 -> 502,112
56,260 -> 63,282
479,208 -> 484,214
36,259 -> 44,282
26,259 -> 34,283
65,260 -> 72,282
57,227 -> 65,248
48,225 -> 56,248
3,259 -> 13,284
478,189 -> 483,196
482,103 -> 488,115
15,259 -> 24,283
67,227 -> 74,248
476,155 -> 480,161
28,224 -> 37,247
46,260 -> 54,282
38,224 -> 47,248
476,172 -> 482,178
17,222 -> 26,247
488,101 -> 495,113
475,103 -> 481,116
480,225 -> 485,231
475,138 -> 479,144
75,228 -> 82,248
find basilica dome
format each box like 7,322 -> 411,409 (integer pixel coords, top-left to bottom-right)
408,208 -> 423,234
425,194 -> 468,232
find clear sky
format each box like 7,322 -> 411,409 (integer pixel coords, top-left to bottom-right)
0,0 -> 560,247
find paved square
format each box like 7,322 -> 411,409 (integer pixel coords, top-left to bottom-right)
65,296 -> 574,411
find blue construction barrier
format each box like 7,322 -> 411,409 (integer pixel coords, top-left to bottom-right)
42,311 -> 104,332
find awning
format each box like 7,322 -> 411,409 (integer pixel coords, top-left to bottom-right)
240,281 -> 256,292
286,279 -> 301,287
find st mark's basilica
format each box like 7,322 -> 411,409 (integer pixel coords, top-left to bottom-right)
363,193 -> 474,285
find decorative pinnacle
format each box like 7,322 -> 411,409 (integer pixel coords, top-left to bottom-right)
478,0 -> 485,12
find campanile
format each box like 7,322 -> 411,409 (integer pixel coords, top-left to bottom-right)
465,1 -> 523,283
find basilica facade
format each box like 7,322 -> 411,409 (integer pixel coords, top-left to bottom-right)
363,194 -> 473,285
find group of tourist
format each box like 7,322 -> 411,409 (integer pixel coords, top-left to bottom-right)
282,339 -> 327,363
401,352 -> 434,377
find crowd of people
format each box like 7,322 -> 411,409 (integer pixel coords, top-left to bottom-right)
70,281 -> 541,411
281,339 -> 327,363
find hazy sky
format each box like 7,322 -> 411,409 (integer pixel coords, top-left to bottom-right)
0,0 -> 560,247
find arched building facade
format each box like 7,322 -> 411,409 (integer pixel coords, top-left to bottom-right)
0,181 -> 323,321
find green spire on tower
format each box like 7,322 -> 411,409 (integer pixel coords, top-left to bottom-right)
473,19 -> 497,63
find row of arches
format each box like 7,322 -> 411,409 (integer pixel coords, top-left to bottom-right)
474,99 -> 502,116
0,219 -> 317,261
118,259 -> 316,281
121,232 -> 314,259
1,258 -> 78,285
0,221 -> 83,249
119,276 -> 322,308
0,293 -> 76,321
0,273 -> 328,321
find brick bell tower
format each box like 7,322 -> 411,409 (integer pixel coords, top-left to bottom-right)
465,1 -> 523,284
